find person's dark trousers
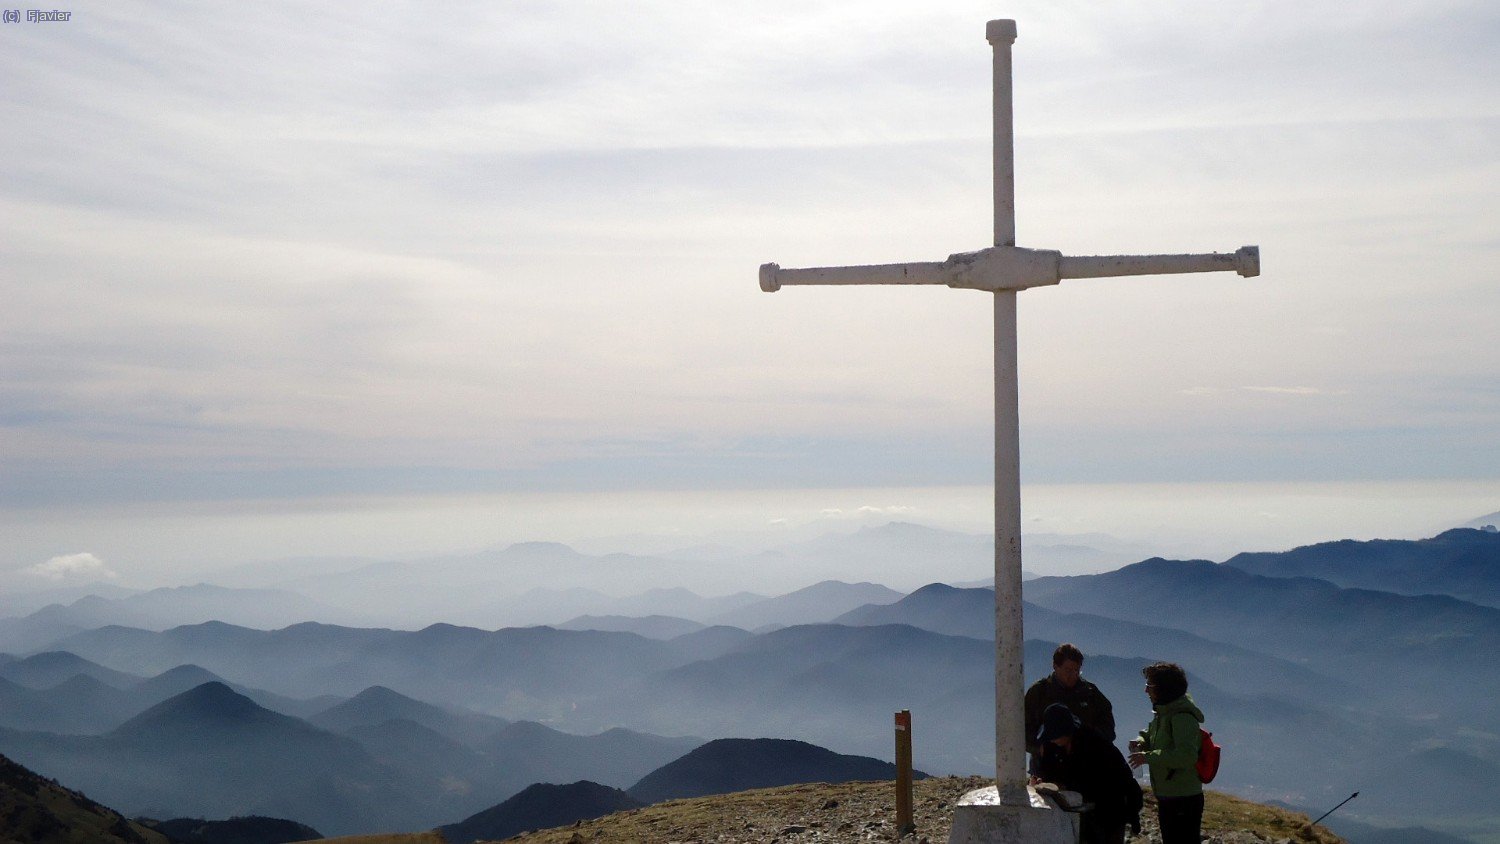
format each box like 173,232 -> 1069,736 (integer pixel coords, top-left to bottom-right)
1157,794 -> 1204,844
1080,813 -> 1126,844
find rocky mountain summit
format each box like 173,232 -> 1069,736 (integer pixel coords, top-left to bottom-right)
485,776 -> 1345,844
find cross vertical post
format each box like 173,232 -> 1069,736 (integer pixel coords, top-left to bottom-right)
987,18 -> 1028,806
756,18 -> 1259,836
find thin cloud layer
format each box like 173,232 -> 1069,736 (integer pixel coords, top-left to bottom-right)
1,1 -> 1497,512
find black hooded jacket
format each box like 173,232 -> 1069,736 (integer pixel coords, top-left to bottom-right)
1036,723 -> 1142,836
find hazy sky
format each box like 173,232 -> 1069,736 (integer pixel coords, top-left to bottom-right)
2,2 -> 1497,585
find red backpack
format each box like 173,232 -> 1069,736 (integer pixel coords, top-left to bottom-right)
1196,728 -> 1221,784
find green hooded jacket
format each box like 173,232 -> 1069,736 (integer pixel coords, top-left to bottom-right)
1137,693 -> 1204,798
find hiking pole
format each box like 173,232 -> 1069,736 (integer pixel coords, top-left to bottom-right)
1310,792 -> 1359,827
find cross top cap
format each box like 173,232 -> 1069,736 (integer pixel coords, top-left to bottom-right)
986,19 -> 1017,43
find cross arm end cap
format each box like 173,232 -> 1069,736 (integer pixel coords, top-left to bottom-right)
1236,246 -> 1260,278
759,263 -> 782,292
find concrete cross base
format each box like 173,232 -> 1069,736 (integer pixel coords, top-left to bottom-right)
947,785 -> 1080,844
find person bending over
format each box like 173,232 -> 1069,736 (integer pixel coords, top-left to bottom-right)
1034,702 -> 1141,844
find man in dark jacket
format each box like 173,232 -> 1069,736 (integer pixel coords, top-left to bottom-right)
1035,703 -> 1141,844
1025,643 -> 1115,775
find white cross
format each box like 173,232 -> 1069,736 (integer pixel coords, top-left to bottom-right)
759,19 -> 1259,806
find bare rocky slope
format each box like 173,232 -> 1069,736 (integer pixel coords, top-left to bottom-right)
0,751 -> 169,844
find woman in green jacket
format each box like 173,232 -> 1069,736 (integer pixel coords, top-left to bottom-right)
1127,662 -> 1204,844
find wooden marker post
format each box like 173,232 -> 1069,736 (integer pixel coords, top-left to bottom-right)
895,709 -> 915,835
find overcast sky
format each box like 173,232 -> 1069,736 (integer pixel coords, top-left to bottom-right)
2,2 -> 1496,583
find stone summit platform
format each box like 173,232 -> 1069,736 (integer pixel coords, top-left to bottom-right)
947,784 -> 1081,844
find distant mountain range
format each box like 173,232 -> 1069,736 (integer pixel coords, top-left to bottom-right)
628,737 -> 919,804
707,580 -> 903,631
2,526 -> 1497,840
0,585 -> 356,652
1226,527 -> 1500,607
0,681 -> 414,836
556,613 -> 707,638
1024,538 -> 1500,724
0,679 -> 937,841
146,815 -> 321,844
1,733 -> 968,844
439,781 -> 642,844
0,655 -> 336,734
1461,511 -> 1500,531
308,683 -> 508,747
834,583 -> 1351,706
834,582 -> 995,636
0,521 -> 1137,639
552,577 -> 904,638
0,582 -> 141,619
437,736 -> 928,844
0,649 -> 140,689
0,676 -> 710,835
479,720 -> 700,795
91,521 -> 1007,628
42,619 -> 751,719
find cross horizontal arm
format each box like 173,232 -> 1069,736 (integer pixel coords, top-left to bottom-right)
1060,246 -> 1259,280
760,244 -> 1258,294
759,261 -> 948,292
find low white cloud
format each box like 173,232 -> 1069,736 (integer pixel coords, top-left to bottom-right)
25,552 -> 118,582
1242,386 -> 1334,396
816,505 -> 916,518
